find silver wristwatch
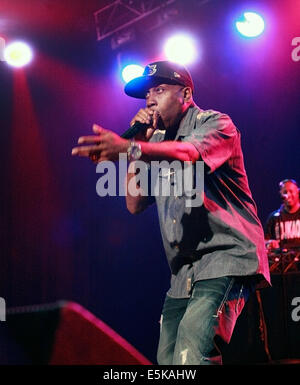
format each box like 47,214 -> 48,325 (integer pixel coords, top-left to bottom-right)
127,139 -> 142,161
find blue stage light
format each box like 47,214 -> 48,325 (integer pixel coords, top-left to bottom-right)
121,64 -> 144,83
236,12 -> 265,38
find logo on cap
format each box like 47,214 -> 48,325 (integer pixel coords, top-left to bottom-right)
174,71 -> 181,78
146,64 -> 157,76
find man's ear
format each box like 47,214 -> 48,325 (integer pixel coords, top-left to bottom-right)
183,87 -> 193,102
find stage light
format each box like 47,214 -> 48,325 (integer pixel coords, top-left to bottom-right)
4,41 -> 33,68
121,64 -> 144,83
163,34 -> 197,65
235,12 -> 265,38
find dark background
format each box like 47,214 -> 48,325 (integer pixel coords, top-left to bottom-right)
0,0 -> 299,363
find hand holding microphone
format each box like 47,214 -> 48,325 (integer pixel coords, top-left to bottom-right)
121,108 -> 160,141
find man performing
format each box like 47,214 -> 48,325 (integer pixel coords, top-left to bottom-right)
72,60 -> 270,365
265,179 -> 300,251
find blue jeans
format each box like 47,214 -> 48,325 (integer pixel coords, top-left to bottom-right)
157,276 -> 251,365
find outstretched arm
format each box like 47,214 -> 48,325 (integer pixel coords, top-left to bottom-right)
71,125 -> 199,163
72,124 -> 199,214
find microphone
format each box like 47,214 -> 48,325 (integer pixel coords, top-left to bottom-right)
121,121 -> 151,139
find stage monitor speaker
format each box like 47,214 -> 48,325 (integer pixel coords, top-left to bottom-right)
0,301 -> 152,365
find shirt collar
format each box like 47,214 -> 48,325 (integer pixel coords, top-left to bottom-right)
175,105 -> 202,140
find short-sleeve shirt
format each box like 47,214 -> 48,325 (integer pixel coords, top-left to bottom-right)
149,105 -> 270,298
265,206 -> 300,249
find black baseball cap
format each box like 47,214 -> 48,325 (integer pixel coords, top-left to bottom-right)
124,60 -> 194,99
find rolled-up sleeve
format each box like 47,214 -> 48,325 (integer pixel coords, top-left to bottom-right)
182,111 -> 238,173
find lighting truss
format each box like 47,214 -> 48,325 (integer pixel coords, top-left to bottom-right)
94,0 -> 177,43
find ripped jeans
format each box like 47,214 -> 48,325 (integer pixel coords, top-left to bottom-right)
157,276 -> 251,365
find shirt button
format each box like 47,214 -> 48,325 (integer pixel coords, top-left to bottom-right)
173,219 -> 176,224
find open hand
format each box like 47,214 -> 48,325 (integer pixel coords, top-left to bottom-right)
71,124 -> 128,163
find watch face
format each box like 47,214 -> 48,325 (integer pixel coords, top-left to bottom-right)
132,145 -> 142,160
128,142 -> 142,160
